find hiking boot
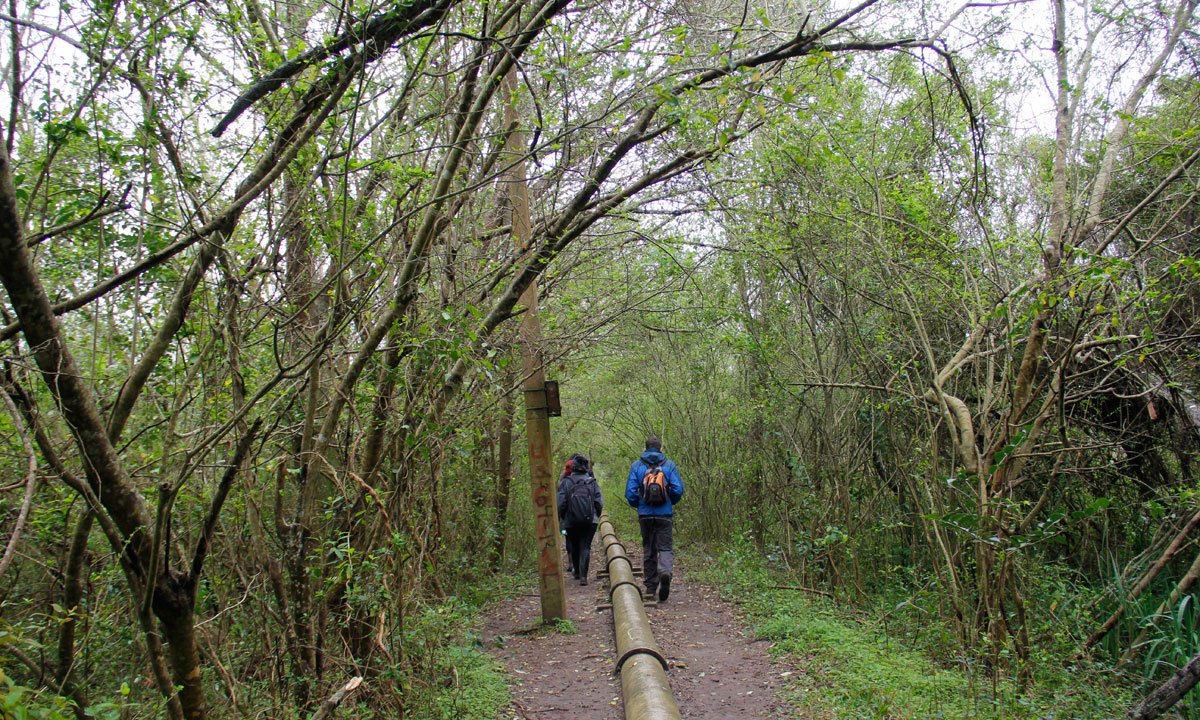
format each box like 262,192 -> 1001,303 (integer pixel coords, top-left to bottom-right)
658,574 -> 671,602
580,578 -> 588,586
644,585 -> 656,600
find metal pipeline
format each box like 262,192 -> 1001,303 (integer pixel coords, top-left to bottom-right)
597,515 -> 682,720
621,654 -> 680,720
604,535 -> 641,599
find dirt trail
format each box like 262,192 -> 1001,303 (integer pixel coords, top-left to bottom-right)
481,541 -> 796,719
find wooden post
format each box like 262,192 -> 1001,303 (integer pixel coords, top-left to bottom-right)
504,69 -> 566,622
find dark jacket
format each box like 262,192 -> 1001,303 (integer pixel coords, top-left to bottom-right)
625,449 -> 683,516
557,471 -> 603,527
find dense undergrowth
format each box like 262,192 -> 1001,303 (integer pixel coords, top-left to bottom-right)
1,578 -> 516,720
691,537 -> 1133,720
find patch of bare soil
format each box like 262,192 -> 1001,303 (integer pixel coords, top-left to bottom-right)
481,539 -> 798,719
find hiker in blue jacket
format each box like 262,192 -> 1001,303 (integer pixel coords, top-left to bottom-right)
625,437 -> 684,602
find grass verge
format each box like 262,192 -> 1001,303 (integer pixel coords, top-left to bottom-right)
690,542 -> 1131,720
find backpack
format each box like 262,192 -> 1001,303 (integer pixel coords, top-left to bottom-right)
565,475 -> 596,525
640,461 -> 669,505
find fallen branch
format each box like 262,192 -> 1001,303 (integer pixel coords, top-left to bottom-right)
309,677 -> 363,720
1120,541 -> 1200,667
771,585 -> 835,598
1081,507 -> 1200,654
1128,650 -> 1200,720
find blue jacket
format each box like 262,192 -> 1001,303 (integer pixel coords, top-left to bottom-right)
625,449 -> 683,516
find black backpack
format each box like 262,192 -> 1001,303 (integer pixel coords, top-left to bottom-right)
565,475 -> 595,525
640,461 -> 669,505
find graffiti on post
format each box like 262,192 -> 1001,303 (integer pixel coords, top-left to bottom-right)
533,481 -> 556,578
539,545 -> 556,577
533,482 -> 551,507
529,454 -> 564,618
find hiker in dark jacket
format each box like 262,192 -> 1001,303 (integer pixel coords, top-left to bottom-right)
559,453 -> 583,575
557,454 -> 604,585
558,452 -> 593,574
625,437 -> 684,602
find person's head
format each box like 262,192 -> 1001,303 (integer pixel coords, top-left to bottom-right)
571,454 -> 590,473
645,437 -> 661,451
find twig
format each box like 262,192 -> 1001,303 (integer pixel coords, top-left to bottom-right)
512,698 -> 571,716
27,187 -> 131,246
189,418 -> 263,586
789,381 -> 894,393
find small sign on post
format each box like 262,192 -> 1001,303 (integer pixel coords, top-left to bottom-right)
544,380 -> 561,417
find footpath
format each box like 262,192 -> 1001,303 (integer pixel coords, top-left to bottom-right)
480,544 -> 797,719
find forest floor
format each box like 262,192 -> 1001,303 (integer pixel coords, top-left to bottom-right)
480,541 -> 802,719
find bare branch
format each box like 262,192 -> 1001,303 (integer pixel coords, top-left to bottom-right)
0,384 -> 36,584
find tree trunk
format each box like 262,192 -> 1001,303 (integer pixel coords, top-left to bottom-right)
491,384 -> 516,571
0,121 -> 200,720
56,510 -> 93,717
154,573 -> 207,720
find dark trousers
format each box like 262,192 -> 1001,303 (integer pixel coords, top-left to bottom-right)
638,516 -> 674,592
565,523 -> 597,580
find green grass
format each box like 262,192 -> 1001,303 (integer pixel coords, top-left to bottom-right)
691,543 -> 1131,720
430,642 -> 509,720
337,572 -> 524,720
550,617 -> 577,634
419,572 -> 526,720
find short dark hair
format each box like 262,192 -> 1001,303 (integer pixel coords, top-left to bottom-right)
571,454 -> 589,473
645,437 -> 661,451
